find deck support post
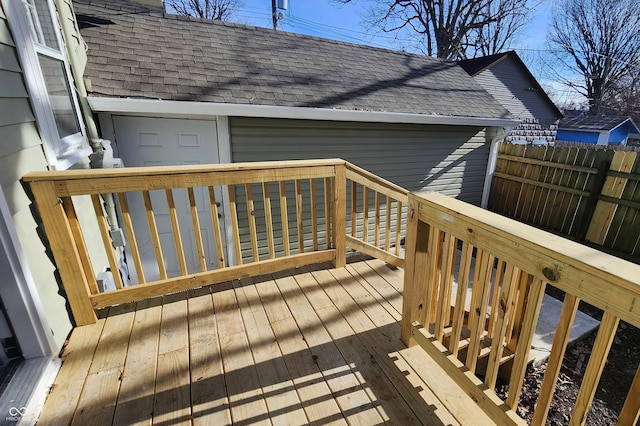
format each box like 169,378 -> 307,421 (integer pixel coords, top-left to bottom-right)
401,193 -> 430,346
332,164 -> 347,268
29,181 -> 97,326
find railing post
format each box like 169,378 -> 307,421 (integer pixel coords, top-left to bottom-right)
401,193 -> 430,346
29,181 -> 97,326
332,163 -> 347,268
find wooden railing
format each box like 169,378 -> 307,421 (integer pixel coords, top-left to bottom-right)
402,190 -> 640,425
23,159 -> 407,326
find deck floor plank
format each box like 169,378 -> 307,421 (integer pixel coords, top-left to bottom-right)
273,273 -> 385,425
188,290 -> 231,425
37,318 -> 106,426
317,267 -> 461,425
71,304 -> 135,426
113,298 -> 162,426
294,268 -> 423,425
154,293 -> 191,425
213,285 -> 271,425
254,276 -> 348,425
234,278 -> 308,425
38,260 -> 497,426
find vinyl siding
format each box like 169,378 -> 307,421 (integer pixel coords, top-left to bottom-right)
0,5 -> 71,350
473,60 -> 559,126
230,118 -> 490,203
229,117 -> 490,260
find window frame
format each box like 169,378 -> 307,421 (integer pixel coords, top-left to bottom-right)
5,0 -> 90,170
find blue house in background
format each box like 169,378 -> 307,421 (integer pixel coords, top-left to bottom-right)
556,115 -> 640,145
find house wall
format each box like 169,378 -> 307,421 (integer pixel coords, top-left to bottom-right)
556,129 -> 600,144
473,59 -> 559,143
0,3 -> 71,350
229,118 -> 490,205
610,123 -> 631,145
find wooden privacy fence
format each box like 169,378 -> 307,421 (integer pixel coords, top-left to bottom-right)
402,190 -> 640,425
23,159 -> 408,326
489,142 -> 640,258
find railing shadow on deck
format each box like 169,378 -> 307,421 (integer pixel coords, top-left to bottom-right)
63,259 -> 445,425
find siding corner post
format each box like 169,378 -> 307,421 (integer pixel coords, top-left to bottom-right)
28,181 -> 97,326
401,193 -> 430,346
332,163 -> 347,268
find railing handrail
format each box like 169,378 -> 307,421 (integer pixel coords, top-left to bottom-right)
25,158 -> 408,326
23,159 -> 347,182
411,190 -> 640,327
402,189 -> 640,425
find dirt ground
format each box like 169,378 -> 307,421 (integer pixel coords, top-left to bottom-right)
497,292 -> 640,425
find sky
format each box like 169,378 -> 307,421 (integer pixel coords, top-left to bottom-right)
226,0 -> 583,107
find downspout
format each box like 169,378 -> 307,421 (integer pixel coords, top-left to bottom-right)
480,126 -> 513,209
54,1 -> 120,232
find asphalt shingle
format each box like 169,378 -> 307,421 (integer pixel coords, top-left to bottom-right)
74,0 -> 511,119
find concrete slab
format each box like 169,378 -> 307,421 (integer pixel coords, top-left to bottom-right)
531,294 -> 600,365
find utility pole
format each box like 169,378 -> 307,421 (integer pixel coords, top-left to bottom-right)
272,0 -> 277,30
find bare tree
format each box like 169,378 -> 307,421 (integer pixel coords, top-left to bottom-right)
547,0 -> 640,114
166,0 -> 243,21
334,0 -> 533,59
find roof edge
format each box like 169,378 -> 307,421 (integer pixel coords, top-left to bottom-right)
88,97 -> 519,128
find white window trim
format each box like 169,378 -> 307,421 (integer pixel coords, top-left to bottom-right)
4,0 -> 90,170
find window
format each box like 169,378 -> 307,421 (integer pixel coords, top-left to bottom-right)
8,0 -> 90,169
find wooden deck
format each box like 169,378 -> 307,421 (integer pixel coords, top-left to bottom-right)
38,257 -> 495,425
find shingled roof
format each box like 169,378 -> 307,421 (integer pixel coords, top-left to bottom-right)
74,0 -> 511,120
559,115 -> 639,132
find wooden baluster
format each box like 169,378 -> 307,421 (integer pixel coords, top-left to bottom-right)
506,278 -> 546,409
188,187 -> 207,272
618,362 -> 640,425
484,264 -> 520,389
117,193 -> 145,284
570,311 -> 620,425
324,177 -> 331,250
244,183 -> 259,262
487,259 -> 505,338
362,186 -> 369,243
467,248 -> 483,329
374,191 -> 381,247
466,250 -> 495,373
449,241 -> 473,356
208,186 -> 225,268
395,200 -> 403,256
142,190 -> 167,280
507,271 -> 530,350
279,181 -> 290,257
91,194 -> 125,289
434,234 -> 456,342
65,197 -> 99,294
227,185 -> 242,266
531,293 -> 580,425
262,182 -> 275,259
165,189 -> 188,276
385,196 -> 392,252
421,227 -> 443,326
295,179 -> 304,254
351,180 -> 357,239
310,178 -> 318,251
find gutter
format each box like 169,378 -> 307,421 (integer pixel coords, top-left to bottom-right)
481,126 -> 514,209
87,97 -> 520,128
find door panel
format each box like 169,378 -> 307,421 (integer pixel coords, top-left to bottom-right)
112,116 -> 223,282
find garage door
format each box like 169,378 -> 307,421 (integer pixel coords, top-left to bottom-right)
112,116 -> 223,282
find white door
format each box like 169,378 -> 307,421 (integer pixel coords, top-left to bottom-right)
112,116 -> 224,282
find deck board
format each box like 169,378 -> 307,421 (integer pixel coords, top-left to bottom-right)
38,257 -> 495,425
